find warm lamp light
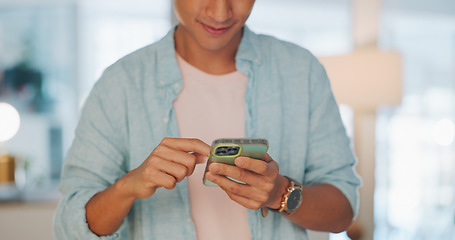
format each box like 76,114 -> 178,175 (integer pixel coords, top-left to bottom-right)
0,102 -> 20,186
319,48 -> 402,109
0,102 -> 21,143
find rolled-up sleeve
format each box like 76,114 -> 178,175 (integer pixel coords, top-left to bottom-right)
303,57 -> 362,217
53,66 -> 130,239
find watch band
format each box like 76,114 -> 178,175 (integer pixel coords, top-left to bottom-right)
269,176 -> 303,216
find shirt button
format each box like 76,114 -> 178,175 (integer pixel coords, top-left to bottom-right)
254,59 -> 260,64
160,80 -> 165,85
173,83 -> 180,89
186,218 -> 191,223
163,117 -> 169,123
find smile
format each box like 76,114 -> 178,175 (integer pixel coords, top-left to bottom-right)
200,22 -> 231,36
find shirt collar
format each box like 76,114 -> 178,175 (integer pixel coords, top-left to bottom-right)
155,26 -> 182,89
236,26 -> 262,75
154,25 -> 261,87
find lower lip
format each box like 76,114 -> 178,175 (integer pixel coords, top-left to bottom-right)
202,23 -> 229,36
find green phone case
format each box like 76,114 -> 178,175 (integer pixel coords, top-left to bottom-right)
203,138 -> 269,186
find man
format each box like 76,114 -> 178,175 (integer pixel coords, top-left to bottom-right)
54,0 -> 360,239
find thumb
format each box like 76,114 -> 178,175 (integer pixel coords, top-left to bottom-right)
192,152 -> 208,164
263,153 -> 273,163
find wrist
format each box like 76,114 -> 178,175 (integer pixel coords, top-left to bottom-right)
269,176 -> 303,216
268,174 -> 290,209
115,173 -> 140,201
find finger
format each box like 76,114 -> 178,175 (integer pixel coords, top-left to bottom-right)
208,163 -> 263,186
220,186 -> 264,210
192,152 -> 208,165
152,144 -> 198,176
205,171 -> 269,204
161,137 -> 211,157
155,159 -> 189,183
234,157 -> 277,176
147,169 -> 178,190
225,191 -> 263,210
263,153 -> 273,163
146,156 -> 189,183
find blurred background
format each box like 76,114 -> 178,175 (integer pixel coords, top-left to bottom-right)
0,0 -> 454,239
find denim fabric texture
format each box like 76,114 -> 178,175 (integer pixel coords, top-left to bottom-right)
53,26 -> 361,240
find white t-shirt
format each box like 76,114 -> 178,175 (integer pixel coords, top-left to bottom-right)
173,54 -> 251,240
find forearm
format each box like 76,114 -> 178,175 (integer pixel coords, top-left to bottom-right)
285,183 -> 354,233
206,157 -> 354,232
84,138 -> 209,236
85,175 -> 138,236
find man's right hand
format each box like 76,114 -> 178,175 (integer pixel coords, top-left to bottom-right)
122,137 -> 210,199
86,137 -> 210,236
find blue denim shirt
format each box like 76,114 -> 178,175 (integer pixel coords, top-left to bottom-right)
54,26 -> 360,240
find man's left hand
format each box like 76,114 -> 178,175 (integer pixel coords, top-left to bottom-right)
205,154 -> 288,210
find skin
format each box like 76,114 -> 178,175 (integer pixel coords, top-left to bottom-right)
85,0 -> 354,236
173,0 -> 255,74
86,138 -> 211,235
205,157 -> 354,232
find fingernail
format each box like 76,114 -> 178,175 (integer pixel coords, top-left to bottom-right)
206,172 -> 215,181
235,157 -> 244,166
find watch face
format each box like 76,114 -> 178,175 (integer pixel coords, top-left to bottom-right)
287,189 -> 302,212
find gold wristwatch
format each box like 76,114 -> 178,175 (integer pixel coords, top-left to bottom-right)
274,176 -> 303,215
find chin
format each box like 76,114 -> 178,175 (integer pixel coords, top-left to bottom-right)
196,38 -> 231,52
200,34 -> 242,52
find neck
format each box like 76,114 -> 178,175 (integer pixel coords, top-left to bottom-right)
179,48 -> 237,75
174,27 -> 241,75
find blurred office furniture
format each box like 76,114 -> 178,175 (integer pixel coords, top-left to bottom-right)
0,201 -> 57,240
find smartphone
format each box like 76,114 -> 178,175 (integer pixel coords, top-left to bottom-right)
203,138 -> 269,186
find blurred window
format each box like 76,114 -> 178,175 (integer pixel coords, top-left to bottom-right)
375,3 -> 455,239
0,0 -> 171,201
248,0 -> 353,56
78,0 -> 172,106
0,3 -> 77,198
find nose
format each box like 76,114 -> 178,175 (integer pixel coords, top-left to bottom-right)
206,0 -> 232,23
